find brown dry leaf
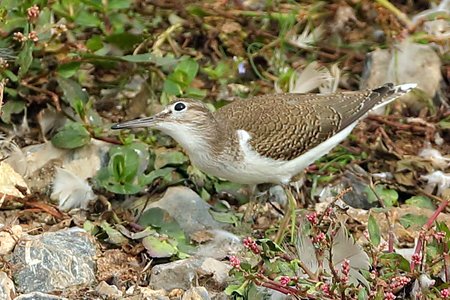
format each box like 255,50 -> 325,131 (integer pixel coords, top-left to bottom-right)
190,230 -> 214,244
219,20 -> 247,56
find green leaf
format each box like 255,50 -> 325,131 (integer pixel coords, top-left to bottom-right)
1,16 -> 27,33
142,235 -> 177,258
224,281 -> 250,296
2,69 -> 18,82
100,221 -> 128,245
186,5 -> 209,17
175,58 -> 198,84
74,11 -> 101,27
439,120 -> 450,129
379,253 -> 410,272
107,0 -> 131,9
209,210 -> 240,226
83,220 -> 99,236
17,41 -> 34,78
51,122 -> 91,149
0,100 -> 26,123
405,195 -> 435,210
399,214 -> 428,229
358,288 -> 368,300
139,207 -> 186,240
365,185 -> 398,207
79,0 -> 103,10
105,33 -> 143,51
120,53 -> 154,63
163,78 -> 182,96
185,86 -> 206,99
86,35 -> 104,51
154,149 -> 189,169
138,167 -> 177,186
95,143 -> 152,194
57,76 -> 89,107
368,214 -> 381,246
57,62 -> 81,78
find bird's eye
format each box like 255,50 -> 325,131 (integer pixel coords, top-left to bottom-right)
174,102 -> 186,112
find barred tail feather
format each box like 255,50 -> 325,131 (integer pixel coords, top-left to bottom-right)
372,83 -> 417,110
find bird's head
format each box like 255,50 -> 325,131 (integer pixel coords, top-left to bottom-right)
111,99 -> 217,153
112,99 -> 213,132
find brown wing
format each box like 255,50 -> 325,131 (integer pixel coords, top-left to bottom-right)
215,84 -> 396,161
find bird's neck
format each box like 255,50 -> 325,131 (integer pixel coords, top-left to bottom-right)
164,116 -> 233,160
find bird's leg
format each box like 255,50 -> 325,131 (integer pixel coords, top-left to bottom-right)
274,172 -> 306,244
275,184 -> 297,244
242,184 -> 258,222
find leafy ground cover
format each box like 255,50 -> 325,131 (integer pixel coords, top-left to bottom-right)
0,0 -> 449,299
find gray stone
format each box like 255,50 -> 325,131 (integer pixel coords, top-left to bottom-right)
14,292 -> 68,300
138,287 -> 169,300
361,40 -> 444,110
182,287 -> 210,300
195,229 -> 242,260
210,292 -> 229,300
150,257 -> 231,291
147,186 -> 223,235
0,272 -> 15,300
10,227 -> 96,293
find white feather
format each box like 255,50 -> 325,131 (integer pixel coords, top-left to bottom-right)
51,168 -> 96,211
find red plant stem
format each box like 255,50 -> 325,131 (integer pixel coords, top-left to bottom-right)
410,199 -> 449,271
255,274 -> 320,299
259,281 -> 300,296
443,243 -> 449,283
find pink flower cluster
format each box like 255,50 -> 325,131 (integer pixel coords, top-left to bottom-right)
229,255 -> 241,268
313,232 -> 326,245
243,237 -> 261,254
390,276 -> 410,290
411,253 -> 422,265
384,291 -> 396,300
441,288 -> 450,299
434,231 -> 446,242
320,283 -> 331,296
340,259 -> 350,284
27,5 -> 40,21
279,276 -> 291,286
306,212 -> 318,225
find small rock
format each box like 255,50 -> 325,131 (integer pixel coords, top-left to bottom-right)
210,292 -> 229,300
10,227 -> 96,293
0,162 -> 29,198
14,292 -> 68,300
138,287 -> 169,300
195,230 -> 242,260
0,271 -> 15,300
95,281 -> 122,299
150,257 -> 231,291
168,288 -> 184,298
0,224 -> 22,256
147,187 -> 223,235
198,257 -> 232,288
182,287 -> 210,300
361,40 -> 444,110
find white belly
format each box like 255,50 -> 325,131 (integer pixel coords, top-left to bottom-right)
191,124 -> 357,185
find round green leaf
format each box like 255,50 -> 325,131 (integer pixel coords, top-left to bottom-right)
51,122 -> 91,149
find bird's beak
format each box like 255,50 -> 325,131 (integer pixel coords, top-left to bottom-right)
112,108 -> 171,130
111,116 -> 157,130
